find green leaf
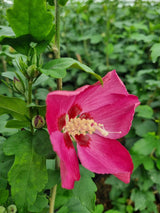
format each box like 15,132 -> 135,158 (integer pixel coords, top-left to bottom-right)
67,197 -> 90,213
55,186 -> 73,210
3,131 -> 48,209
5,120 -> 30,129
104,43 -> 114,55
7,0 -> 54,41
105,210 -> 120,213
130,189 -> 146,211
0,30 -> 55,56
73,166 -> 97,212
28,195 -> 48,212
27,104 -> 46,118
0,114 -> 18,136
0,26 -> 15,41
90,35 -> 103,44
40,68 -> 67,78
131,133 -> 158,155
59,0 -> 69,6
134,120 -> 157,137
0,189 -> 9,204
143,156 -> 154,170
0,142 -> 14,179
135,105 -> 153,119
149,169 -> 160,184
150,43 -> 160,63
32,129 -> 54,156
0,178 -> 7,189
0,95 -> 29,121
42,58 -> 103,83
93,204 -> 104,213
45,169 -> 60,189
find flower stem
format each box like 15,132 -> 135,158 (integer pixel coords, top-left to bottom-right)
49,185 -> 57,213
28,80 -> 34,134
54,0 -> 62,90
49,1 -> 62,212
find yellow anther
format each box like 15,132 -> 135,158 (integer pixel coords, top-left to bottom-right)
64,117 -> 109,137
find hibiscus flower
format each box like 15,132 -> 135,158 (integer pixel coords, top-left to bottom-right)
46,70 -> 140,189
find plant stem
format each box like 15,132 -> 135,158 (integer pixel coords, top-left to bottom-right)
49,185 -> 57,213
49,1 -> 62,212
28,80 -> 34,133
54,0 -> 62,90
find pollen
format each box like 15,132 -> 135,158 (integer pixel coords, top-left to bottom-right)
64,117 -> 109,137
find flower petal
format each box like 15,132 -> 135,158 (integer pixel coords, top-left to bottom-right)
89,94 -> 140,139
50,131 -> 80,189
46,87 -> 89,133
77,134 -> 133,184
74,70 -> 129,112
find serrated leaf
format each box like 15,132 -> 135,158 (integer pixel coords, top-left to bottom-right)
149,169 -> 160,184
0,30 -> 55,55
67,197 -> 90,213
134,120 -> 157,137
42,58 -> 103,83
55,185 -> 73,210
32,129 -> 54,156
3,131 -> 48,209
150,43 -> 160,63
131,190 -> 146,211
7,0 -> 54,41
135,105 -> 153,119
131,133 -> 157,155
73,166 -> 97,212
0,95 -> 29,121
28,195 -> 48,212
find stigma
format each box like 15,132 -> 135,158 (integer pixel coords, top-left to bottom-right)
64,117 -> 109,137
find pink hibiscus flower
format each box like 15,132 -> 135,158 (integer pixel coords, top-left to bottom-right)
46,70 -> 140,189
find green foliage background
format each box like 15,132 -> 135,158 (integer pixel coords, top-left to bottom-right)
0,0 -> 160,212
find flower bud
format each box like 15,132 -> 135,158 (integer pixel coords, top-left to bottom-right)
0,206 -> 7,213
7,205 -> 17,213
32,115 -> 45,129
19,57 -> 28,74
27,64 -> 39,79
13,77 -> 25,94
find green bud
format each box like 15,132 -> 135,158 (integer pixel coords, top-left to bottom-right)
18,57 -> 28,75
13,77 -> 25,94
7,205 -> 17,213
27,64 -> 39,79
32,115 -> 45,129
0,206 -> 7,213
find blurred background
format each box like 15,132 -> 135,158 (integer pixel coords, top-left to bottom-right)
1,0 -> 160,212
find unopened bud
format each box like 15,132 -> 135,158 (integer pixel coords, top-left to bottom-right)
27,64 -> 39,78
19,57 -> 28,72
32,115 -> 45,129
0,206 -> 7,213
13,77 -> 25,94
7,205 -> 17,213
